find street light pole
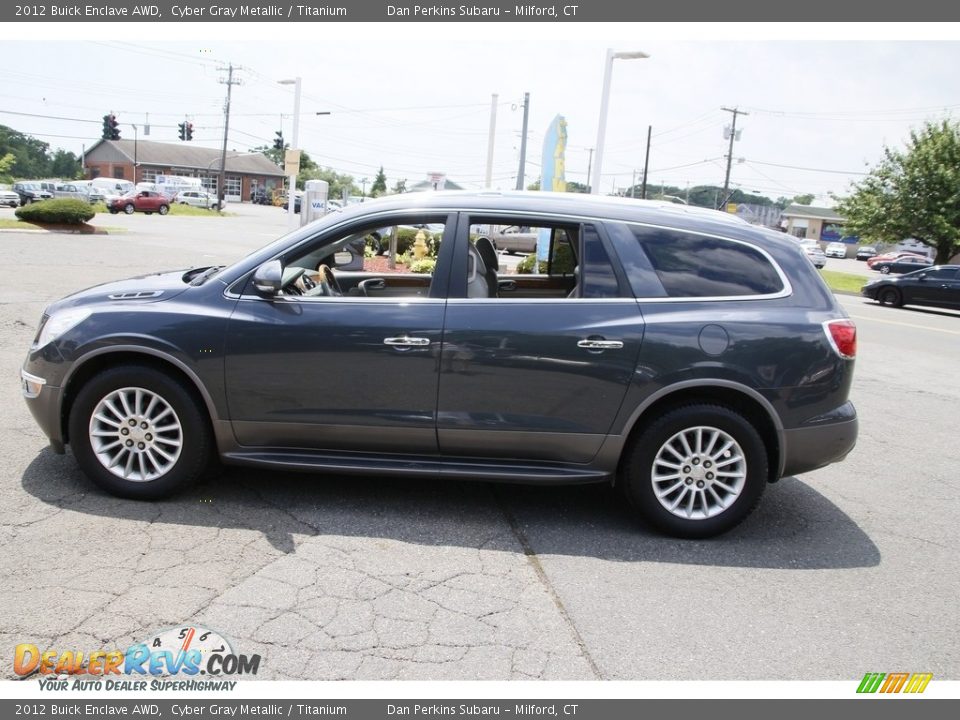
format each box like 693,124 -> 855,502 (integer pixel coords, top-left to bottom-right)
278,77 -> 302,231
591,49 -> 649,195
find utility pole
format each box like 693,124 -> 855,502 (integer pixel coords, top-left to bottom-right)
515,92 -> 530,190
720,106 -> 747,209
585,148 -> 594,193
485,93 -> 498,188
217,63 -> 241,210
641,125 -> 651,199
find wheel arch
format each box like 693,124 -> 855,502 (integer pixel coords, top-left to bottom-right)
59,348 -> 220,448
617,381 -> 783,483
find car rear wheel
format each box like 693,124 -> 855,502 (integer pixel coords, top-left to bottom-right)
124,203 -> 135,214
68,365 -> 213,500
619,404 -> 767,538
158,205 -> 169,215
879,287 -> 902,307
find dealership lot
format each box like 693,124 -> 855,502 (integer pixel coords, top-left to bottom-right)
0,206 -> 957,681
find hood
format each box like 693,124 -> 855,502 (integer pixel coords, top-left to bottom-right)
47,268 -> 202,312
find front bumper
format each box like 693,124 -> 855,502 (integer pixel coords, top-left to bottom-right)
781,401 -> 858,477
21,368 -> 66,454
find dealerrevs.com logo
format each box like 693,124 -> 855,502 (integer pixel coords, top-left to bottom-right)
14,625 -> 260,691
857,672 -> 933,694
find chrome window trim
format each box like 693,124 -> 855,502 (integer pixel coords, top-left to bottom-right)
224,207 -> 794,304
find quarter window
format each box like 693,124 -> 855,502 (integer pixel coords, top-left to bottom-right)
629,226 -> 784,298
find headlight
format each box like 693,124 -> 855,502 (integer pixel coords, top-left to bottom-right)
34,308 -> 91,349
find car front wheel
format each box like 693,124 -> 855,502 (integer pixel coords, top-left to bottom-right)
68,365 -> 213,499
619,404 -> 767,538
879,287 -> 902,307
880,265 -> 891,274
124,203 -> 135,214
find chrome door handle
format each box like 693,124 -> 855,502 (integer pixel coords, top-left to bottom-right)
577,339 -> 624,350
383,336 -> 431,347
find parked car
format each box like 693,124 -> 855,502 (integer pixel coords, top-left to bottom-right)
20,192 -> 858,539
108,190 -> 170,215
0,184 -> 20,208
477,225 -> 539,254
12,182 -> 53,206
855,246 -> 877,261
798,239 -> 826,268
53,182 -> 95,203
825,241 -> 847,259
177,190 -> 223,210
867,251 -> 926,269
871,255 -> 934,274
862,265 -> 960,310
86,186 -> 106,205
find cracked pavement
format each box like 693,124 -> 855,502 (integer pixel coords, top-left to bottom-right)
1,205 -> 957,681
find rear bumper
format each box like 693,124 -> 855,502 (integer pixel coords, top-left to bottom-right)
781,401 -> 858,477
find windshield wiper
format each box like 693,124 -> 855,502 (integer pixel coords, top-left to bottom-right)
185,265 -> 225,286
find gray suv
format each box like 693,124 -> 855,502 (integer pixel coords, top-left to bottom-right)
21,192 -> 857,538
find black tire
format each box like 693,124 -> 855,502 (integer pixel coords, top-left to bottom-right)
158,205 -> 169,215
618,404 -> 767,538
68,365 -> 213,500
109,208 -> 118,214
879,287 -> 902,307
880,265 -> 891,274
124,203 -> 135,215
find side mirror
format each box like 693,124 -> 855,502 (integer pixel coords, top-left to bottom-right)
252,260 -> 283,296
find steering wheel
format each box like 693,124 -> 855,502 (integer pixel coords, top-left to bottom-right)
317,264 -> 343,297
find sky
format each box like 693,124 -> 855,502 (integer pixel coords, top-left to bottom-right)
5,24 -> 960,205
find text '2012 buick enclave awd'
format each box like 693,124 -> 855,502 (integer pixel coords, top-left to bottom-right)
21,192 -> 857,538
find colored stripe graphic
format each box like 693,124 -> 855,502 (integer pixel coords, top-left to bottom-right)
857,673 -> 885,693
904,674 -> 933,694
880,672 -> 909,693
857,672 -> 932,694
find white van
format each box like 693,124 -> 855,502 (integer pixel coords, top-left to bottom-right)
91,178 -> 134,196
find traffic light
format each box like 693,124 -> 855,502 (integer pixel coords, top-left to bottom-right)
185,122 -> 193,141
178,122 -> 186,141
102,113 -> 121,141
273,131 -> 284,151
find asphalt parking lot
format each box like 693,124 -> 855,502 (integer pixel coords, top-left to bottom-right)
0,205 -> 957,681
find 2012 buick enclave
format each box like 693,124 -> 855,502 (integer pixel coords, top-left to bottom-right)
21,192 -> 858,538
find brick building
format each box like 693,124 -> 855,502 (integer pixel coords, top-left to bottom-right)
83,139 -> 285,202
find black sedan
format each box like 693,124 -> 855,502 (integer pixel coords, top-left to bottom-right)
862,265 -> 960,309
855,245 -> 877,261
871,255 -> 933,274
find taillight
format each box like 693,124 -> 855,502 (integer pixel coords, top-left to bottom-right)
823,319 -> 857,359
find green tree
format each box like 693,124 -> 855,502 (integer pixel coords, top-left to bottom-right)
0,125 -> 52,178
370,166 -> 387,197
0,152 -> 16,184
297,165 -> 360,199
791,194 -> 815,205
837,120 -> 960,263
50,149 -> 82,179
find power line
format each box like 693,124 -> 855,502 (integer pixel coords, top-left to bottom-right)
748,159 -> 869,175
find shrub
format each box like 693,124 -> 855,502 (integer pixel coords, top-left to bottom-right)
368,227 -> 440,257
15,199 -> 95,225
409,258 -> 437,274
516,243 -> 575,274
